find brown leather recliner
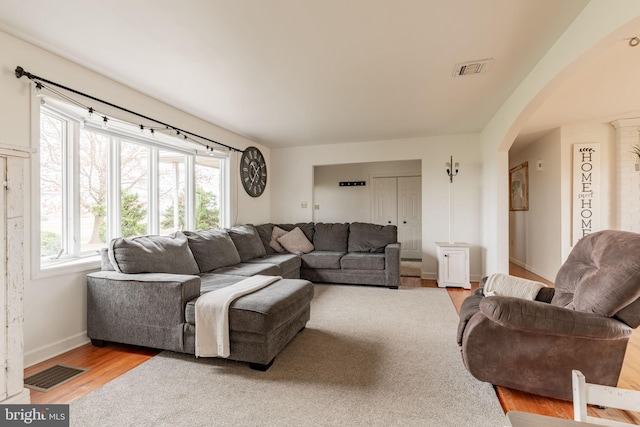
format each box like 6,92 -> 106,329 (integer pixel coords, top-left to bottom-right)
457,230 -> 640,400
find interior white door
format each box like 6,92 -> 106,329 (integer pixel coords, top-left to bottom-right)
371,177 -> 398,226
372,176 -> 422,259
398,176 -> 422,259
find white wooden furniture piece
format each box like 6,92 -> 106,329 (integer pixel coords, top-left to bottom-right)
0,143 -> 32,404
507,411 -> 604,426
573,370 -> 640,426
435,242 -> 470,289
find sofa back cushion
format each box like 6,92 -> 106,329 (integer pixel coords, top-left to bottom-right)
348,222 -> 397,253
277,223 -> 315,243
227,224 -> 267,262
552,230 -> 640,326
313,223 -> 349,252
254,223 -> 276,255
108,231 -> 200,274
183,229 -> 242,273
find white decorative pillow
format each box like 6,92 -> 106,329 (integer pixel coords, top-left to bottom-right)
270,226 -> 288,253
278,227 -> 315,255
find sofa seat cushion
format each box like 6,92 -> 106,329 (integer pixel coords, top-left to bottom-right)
211,262 -> 280,277
198,273 -> 247,293
340,253 -> 385,270
185,279 -> 314,335
183,229 -> 241,273
246,254 -> 301,273
301,251 -> 345,269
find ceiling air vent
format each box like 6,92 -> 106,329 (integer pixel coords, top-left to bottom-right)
452,58 -> 493,77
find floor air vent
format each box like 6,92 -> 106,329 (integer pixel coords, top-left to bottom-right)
24,364 -> 89,392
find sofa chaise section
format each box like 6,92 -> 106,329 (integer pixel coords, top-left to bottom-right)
87,230 -> 314,370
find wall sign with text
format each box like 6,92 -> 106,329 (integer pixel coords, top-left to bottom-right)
572,143 -> 600,245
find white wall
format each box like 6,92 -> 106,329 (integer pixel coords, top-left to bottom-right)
509,129 -> 562,281
270,135 -> 483,280
480,2 -> 640,277
0,30 -> 269,366
313,160 -> 421,223
509,122 -> 615,282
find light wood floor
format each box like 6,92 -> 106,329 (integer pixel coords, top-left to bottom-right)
25,266 -> 640,424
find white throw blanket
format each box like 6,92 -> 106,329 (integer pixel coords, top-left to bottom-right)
195,275 -> 281,358
483,273 -> 547,300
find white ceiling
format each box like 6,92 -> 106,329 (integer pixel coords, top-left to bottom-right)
3,0 -> 634,149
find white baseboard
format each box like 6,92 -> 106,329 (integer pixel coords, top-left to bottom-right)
420,272 -> 482,283
25,332 -> 90,368
509,257 -> 554,283
1,388 -> 31,404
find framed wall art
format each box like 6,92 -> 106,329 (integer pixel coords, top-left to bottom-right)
509,162 -> 528,211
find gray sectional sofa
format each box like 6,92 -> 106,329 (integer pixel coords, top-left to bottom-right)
86,222 -> 400,370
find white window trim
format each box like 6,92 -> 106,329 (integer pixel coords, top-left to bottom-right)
31,91 -> 230,278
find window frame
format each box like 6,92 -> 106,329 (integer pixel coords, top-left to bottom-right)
31,94 -> 229,278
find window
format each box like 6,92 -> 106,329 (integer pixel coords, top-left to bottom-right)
36,98 -> 228,269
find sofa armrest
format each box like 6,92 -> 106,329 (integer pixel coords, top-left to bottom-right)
479,296 -> 633,340
86,271 -> 201,351
384,243 -> 401,288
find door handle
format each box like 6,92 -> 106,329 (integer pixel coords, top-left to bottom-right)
388,221 -> 391,224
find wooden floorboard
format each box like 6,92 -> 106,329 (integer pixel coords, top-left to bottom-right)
24,266 -> 640,425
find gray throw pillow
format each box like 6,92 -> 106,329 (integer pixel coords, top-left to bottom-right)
313,223 -> 349,252
348,222 -> 398,253
109,231 -> 200,274
227,224 -> 267,261
183,229 -> 242,273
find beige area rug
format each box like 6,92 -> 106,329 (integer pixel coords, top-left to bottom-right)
401,260 -> 422,277
70,285 -> 506,426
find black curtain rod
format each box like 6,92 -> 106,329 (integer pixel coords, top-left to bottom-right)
14,66 -> 243,153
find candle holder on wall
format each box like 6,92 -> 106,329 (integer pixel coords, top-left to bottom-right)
445,156 -> 460,243
445,156 -> 459,183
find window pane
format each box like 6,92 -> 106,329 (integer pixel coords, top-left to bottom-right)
121,140 -> 149,237
79,129 -> 109,253
40,113 -> 65,258
194,157 -> 221,230
159,151 -> 186,234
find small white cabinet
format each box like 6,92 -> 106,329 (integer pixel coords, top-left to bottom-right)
435,242 -> 470,289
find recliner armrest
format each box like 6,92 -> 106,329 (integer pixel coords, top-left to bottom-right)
479,296 -> 633,340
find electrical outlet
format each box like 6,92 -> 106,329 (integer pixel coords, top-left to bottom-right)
301,201 -> 308,208
314,204 -> 320,210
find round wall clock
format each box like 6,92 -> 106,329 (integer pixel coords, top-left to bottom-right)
240,146 -> 267,197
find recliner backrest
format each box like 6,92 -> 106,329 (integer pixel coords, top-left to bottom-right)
551,230 -> 640,327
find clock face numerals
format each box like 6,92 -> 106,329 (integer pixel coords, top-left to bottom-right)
240,147 -> 267,197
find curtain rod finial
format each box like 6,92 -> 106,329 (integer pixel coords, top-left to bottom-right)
15,66 -> 25,79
